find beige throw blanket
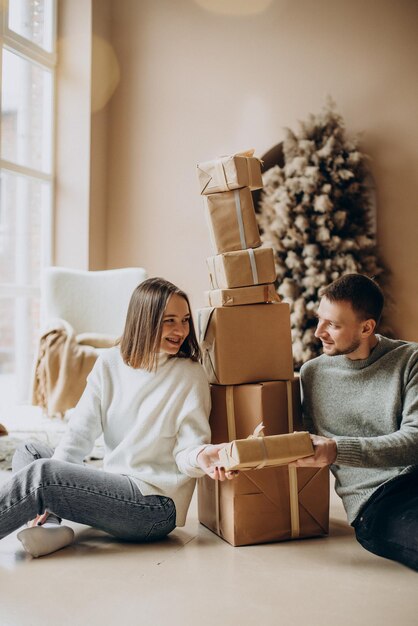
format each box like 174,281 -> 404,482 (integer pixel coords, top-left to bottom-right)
32,319 -> 116,417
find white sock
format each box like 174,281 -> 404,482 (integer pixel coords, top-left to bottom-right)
17,526 -> 74,558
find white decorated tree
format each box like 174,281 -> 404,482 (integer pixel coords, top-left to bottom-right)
257,101 -> 388,369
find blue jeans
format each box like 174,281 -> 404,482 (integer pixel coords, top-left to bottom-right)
352,469 -> 418,571
0,441 -> 176,542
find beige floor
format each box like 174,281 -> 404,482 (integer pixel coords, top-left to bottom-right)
0,469 -> 417,626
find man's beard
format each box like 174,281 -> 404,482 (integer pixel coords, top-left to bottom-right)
322,338 -> 362,356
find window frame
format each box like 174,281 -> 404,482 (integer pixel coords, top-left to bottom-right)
0,0 -> 57,401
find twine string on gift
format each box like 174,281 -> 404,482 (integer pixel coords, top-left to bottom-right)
288,466 -> 300,538
286,380 -> 294,432
255,437 -> 269,469
245,155 -> 253,187
214,159 -> 230,192
225,386 -> 237,441
214,386 -> 237,539
250,422 -> 265,438
264,285 -> 269,302
233,190 -> 247,249
286,380 -> 300,538
215,478 -> 221,536
247,422 -> 269,470
208,256 -> 221,289
247,248 -> 259,284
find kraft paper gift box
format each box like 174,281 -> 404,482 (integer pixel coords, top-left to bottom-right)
198,303 -> 294,385
209,379 -> 303,444
198,465 -> 330,546
206,247 -> 276,289
204,187 -> 261,254
197,149 -> 263,195
204,284 -> 280,308
218,431 -> 313,470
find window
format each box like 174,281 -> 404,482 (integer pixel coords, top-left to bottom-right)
0,0 -> 56,408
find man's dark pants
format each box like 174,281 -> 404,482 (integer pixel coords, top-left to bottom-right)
352,470 -> 418,571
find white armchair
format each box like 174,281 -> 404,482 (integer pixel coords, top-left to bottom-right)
42,266 -> 147,336
33,266 -> 147,416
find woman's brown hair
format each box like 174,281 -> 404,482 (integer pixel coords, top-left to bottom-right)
120,277 -> 201,370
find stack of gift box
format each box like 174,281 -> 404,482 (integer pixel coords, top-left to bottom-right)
195,150 -> 330,546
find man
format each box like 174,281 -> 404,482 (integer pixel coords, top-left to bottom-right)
293,273 -> 418,570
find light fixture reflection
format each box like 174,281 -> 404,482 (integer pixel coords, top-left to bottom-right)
194,0 -> 274,17
91,35 -> 120,113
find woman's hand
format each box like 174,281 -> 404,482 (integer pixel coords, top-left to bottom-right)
197,444 -> 238,481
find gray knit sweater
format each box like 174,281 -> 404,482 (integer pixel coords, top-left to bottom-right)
300,335 -> 418,524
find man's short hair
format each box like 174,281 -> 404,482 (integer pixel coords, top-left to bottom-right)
319,273 -> 384,323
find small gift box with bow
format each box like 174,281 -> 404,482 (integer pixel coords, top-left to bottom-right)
218,425 -> 314,471
206,247 -> 277,290
197,149 -> 263,195
204,187 -> 261,254
204,284 -> 280,308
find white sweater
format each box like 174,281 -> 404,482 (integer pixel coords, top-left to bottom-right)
53,346 -> 211,526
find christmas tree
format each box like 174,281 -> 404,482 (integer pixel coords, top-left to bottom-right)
257,100 -> 388,369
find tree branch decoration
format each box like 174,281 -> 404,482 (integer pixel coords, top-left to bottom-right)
257,100 -> 388,369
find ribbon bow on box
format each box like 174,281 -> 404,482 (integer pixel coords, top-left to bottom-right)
218,423 -> 314,471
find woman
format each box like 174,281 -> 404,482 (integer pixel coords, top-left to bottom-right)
1,277 -> 234,557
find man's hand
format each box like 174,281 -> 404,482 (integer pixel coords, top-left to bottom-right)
197,444 -> 238,481
290,434 -> 337,467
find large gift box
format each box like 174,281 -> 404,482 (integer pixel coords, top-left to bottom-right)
219,431 -> 313,470
206,247 -> 276,289
204,284 -> 279,308
210,379 -> 302,444
204,187 -> 261,254
198,466 -> 330,546
197,150 -> 263,195
198,303 -> 294,385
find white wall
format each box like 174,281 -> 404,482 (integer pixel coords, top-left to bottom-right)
55,0 -> 92,269
95,0 -> 417,340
